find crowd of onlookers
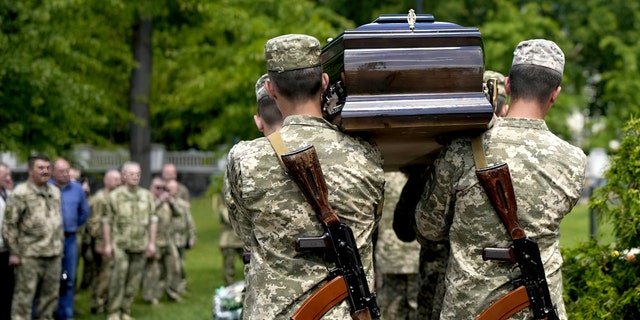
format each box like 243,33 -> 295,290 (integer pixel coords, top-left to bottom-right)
0,158 -> 195,320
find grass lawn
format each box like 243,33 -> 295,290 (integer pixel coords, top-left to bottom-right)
72,198 -> 614,319
559,202 -> 615,248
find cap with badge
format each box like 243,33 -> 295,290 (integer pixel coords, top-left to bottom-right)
255,73 -> 269,102
512,39 -> 565,76
265,34 -> 321,73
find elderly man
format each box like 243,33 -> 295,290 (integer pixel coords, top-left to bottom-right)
49,158 -> 90,320
161,163 -> 189,202
3,155 -> 64,320
103,162 -> 157,320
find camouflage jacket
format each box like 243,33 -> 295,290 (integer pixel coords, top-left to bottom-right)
2,180 -> 64,257
375,172 -> 420,274
415,117 -> 586,320
171,197 -> 195,248
106,185 -> 156,252
87,188 -> 109,248
155,199 -> 182,247
214,193 -> 242,249
226,115 -> 385,319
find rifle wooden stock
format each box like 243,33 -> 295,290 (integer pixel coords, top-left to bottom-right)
282,145 -> 379,320
281,145 -> 340,227
476,285 -> 530,320
291,276 -> 349,320
475,163 -> 526,240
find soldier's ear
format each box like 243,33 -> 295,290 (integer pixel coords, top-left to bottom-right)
266,80 -> 277,100
321,73 -> 329,92
505,77 -> 511,95
253,114 -> 265,133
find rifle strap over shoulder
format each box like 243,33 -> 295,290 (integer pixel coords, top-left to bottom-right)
471,134 -> 488,169
267,131 -> 289,170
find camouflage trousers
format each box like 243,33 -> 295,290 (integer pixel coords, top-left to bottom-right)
90,250 -> 112,313
417,241 -> 450,320
221,247 -> 243,286
142,244 -> 181,301
107,248 -> 145,316
377,273 -> 419,320
176,246 -> 187,293
12,255 -> 61,320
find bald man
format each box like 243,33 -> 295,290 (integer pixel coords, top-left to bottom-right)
86,170 -> 122,314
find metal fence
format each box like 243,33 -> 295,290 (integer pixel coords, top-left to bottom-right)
1,144 -> 228,174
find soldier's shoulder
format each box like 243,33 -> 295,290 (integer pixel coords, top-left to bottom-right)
229,138 -> 270,160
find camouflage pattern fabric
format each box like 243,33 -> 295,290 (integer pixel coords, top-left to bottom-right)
415,117 -> 586,320
375,172 -> 420,319
265,34 -> 321,73
105,185 -> 156,317
171,197 -> 194,294
106,248 -> 146,317
177,182 -> 190,202
106,185 -> 156,252
12,256 -> 62,320
2,180 -> 63,257
512,39 -> 564,75
3,181 -> 63,320
377,273 -> 419,320
226,115 -> 385,319
214,193 -> 243,285
142,244 -> 181,301
87,188 -> 111,312
142,201 -> 181,301
417,241 -> 449,320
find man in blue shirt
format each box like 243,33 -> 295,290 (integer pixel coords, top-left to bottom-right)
50,158 -> 90,320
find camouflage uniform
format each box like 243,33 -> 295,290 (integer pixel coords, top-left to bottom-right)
2,181 -> 64,320
375,172 -> 420,320
87,188 -> 112,313
176,182 -> 189,202
226,114 -> 385,319
215,193 -> 243,285
415,117 -> 586,319
171,197 -> 195,293
142,200 -> 181,302
104,185 -> 156,317
417,240 -> 449,320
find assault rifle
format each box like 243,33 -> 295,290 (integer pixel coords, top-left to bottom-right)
474,163 -> 559,320
280,145 -> 380,320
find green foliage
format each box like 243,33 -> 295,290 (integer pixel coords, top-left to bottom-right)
563,118 -> 640,318
562,242 -> 640,319
150,0 -> 353,150
0,0 -> 133,158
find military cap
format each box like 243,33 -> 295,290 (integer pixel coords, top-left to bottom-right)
483,70 -> 506,98
255,73 -> 269,102
512,39 -> 564,75
265,34 -> 321,73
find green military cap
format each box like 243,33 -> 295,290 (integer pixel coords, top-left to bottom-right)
255,73 -> 269,102
483,70 -> 506,98
265,34 -> 321,73
512,39 -> 564,76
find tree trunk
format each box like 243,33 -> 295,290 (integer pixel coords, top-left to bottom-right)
129,16 -> 152,188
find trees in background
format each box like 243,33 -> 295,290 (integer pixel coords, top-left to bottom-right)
2,0 -> 639,156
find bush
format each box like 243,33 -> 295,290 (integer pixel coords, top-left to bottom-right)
563,118 -> 640,319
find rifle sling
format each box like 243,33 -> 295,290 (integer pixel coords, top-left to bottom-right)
471,135 -> 488,169
267,131 -> 290,171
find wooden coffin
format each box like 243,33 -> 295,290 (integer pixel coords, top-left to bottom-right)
321,13 -> 494,170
